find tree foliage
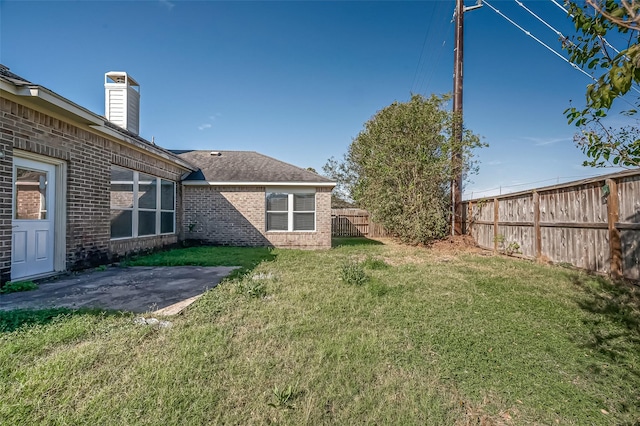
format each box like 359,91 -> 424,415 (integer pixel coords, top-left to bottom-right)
322,155 -> 358,204
324,94 -> 484,244
564,0 -> 640,167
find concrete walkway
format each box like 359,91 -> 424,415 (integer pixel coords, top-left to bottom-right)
0,266 -> 239,315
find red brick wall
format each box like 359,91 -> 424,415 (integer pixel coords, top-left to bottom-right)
0,131 -> 13,283
267,187 -> 332,249
183,185 -> 332,249
1,97 -> 186,279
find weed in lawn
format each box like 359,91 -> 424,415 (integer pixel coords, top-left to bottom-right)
268,384 -> 296,409
339,260 -> 368,286
493,234 -> 521,256
0,280 -> 38,294
95,265 -> 107,271
362,256 -> 389,270
367,279 -> 390,297
504,241 -> 521,256
235,278 -> 267,299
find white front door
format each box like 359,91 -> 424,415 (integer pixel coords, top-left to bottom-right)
11,158 -> 56,280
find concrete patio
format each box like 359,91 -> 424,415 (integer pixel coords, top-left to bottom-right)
0,266 -> 239,315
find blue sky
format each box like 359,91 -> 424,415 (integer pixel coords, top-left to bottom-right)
1,0 -> 634,198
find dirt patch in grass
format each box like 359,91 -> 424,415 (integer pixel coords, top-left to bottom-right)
369,235 -> 482,254
427,235 -> 483,254
364,235 -> 485,266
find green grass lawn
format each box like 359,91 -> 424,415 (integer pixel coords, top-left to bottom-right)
1,239 -> 639,425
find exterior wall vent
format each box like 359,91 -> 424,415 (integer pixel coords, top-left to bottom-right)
104,71 -> 140,135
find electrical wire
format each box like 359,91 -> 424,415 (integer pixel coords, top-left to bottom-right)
483,0 -> 596,81
462,2 -> 637,200
516,0 -> 569,42
544,0 -> 640,96
550,0 -> 569,15
548,0 -> 624,57
517,0 -> 637,94
419,24 -> 453,94
415,2 -> 452,95
410,4 -> 438,93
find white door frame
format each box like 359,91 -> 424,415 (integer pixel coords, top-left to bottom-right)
12,150 -> 67,279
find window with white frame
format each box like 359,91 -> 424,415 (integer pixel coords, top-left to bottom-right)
110,166 -> 175,239
266,190 -> 316,232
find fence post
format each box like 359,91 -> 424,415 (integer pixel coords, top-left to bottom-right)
467,201 -> 473,236
493,198 -> 499,252
606,178 -> 622,278
533,191 -> 541,260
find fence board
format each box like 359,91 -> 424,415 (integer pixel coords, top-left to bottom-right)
331,209 -> 388,237
618,175 -> 640,279
463,169 -> 640,280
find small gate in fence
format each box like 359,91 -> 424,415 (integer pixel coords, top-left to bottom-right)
331,208 -> 388,237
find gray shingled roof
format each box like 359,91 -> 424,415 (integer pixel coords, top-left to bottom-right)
0,64 -> 33,85
173,150 -> 335,184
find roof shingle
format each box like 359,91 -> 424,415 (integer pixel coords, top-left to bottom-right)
173,150 -> 334,184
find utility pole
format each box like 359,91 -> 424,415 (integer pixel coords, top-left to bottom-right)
452,0 -> 481,236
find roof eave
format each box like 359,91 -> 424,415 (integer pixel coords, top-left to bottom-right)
1,78 -> 198,172
13,84 -> 103,126
89,124 -> 198,172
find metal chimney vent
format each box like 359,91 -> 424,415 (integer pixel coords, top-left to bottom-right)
104,71 -> 140,135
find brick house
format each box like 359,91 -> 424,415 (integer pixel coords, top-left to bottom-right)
175,150 -> 334,249
0,66 -> 334,283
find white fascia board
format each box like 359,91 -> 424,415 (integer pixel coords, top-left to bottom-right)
0,80 -> 20,95
182,181 -> 336,187
3,78 -> 197,172
15,86 -> 103,125
89,123 -> 128,140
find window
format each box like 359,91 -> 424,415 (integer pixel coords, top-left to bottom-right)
14,168 -> 48,220
110,166 -> 175,239
266,190 -> 315,231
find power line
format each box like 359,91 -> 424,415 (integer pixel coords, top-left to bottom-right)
419,26 -> 452,94
483,0 -> 596,81
414,2 -> 453,95
550,0 -> 569,15
543,0 -> 640,96
548,0 -> 624,57
515,0 -> 571,45
410,6 -> 438,93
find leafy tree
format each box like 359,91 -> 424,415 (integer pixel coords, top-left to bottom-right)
322,155 -> 358,204
325,94 -> 484,244
564,0 -> 640,167
330,194 -> 354,209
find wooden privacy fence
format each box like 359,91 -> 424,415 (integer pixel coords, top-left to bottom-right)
462,169 -> 640,281
332,208 -> 388,237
